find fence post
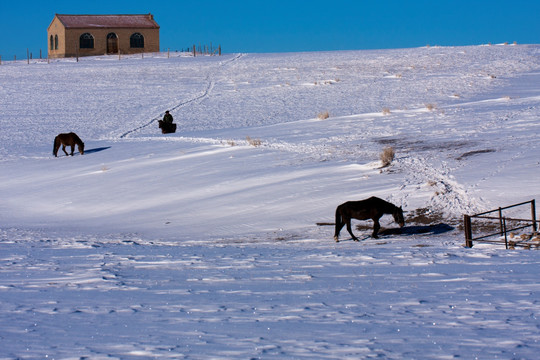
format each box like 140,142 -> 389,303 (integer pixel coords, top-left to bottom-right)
498,207 -> 504,236
464,215 -> 473,248
532,199 -> 537,233
502,217 -> 510,249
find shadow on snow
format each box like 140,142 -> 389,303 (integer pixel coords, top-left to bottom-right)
84,146 -> 111,155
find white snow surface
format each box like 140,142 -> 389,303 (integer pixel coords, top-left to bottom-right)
1,45 -> 540,359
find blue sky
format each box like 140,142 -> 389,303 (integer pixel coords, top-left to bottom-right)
1,0 -> 539,58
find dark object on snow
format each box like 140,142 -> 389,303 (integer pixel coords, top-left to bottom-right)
159,110 -> 176,133
334,196 -> 405,241
53,132 -> 85,157
162,110 -> 173,124
158,120 -> 177,134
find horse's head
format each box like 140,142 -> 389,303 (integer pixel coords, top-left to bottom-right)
79,142 -> 85,155
393,206 -> 405,228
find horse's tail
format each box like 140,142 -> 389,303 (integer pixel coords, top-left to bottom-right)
53,136 -> 58,156
334,205 -> 343,241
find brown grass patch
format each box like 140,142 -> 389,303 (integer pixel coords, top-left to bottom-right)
380,146 -> 395,167
317,111 -> 330,120
246,136 -> 262,147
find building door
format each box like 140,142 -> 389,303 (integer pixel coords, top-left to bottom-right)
107,33 -> 118,54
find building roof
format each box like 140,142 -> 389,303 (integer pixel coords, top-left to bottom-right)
55,14 -> 159,29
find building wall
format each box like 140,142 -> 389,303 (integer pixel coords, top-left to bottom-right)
48,18 -> 160,58
47,17 -> 66,58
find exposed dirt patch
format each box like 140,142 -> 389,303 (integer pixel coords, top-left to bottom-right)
456,149 -> 496,160
406,208 -> 446,225
460,219 -> 500,233
375,138 -> 474,153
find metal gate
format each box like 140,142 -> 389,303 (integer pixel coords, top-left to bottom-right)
464,200 -> 538,248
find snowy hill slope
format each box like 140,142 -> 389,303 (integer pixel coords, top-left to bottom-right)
1,45 -> 539,241
1,45 -> 540,359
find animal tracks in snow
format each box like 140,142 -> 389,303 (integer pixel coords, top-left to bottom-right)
120,54 -> 245,139
2,235 -> 540,359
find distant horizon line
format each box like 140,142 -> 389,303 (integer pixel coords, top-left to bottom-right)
2,42 -> 538,63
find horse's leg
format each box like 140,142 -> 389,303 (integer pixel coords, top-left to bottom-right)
334,220 -> 346,242
70,145 -> 75,156
61,145 -> 69,156
346,218 -> 359,241
334,207 -> 345,242
372,218 -> 381,238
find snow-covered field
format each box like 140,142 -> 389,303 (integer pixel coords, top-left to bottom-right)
1,45 -> 540,359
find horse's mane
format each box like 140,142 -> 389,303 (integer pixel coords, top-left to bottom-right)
71,132 -> 83,145
370,196 -> 398,211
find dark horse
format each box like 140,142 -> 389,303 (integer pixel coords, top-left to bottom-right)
334,196 -> 405,242
53,132 -> 85,157
158,120 -> 177,134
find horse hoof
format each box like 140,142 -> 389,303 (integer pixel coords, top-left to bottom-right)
334,236 -> 339,242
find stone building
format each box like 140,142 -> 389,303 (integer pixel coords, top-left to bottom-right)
47,14 -> 160,58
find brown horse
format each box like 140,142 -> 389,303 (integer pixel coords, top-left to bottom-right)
334,196 -> 405,242
53,132 -> 85,157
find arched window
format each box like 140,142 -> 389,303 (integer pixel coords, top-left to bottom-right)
130,33 -> 144,48
50,35 -> 54,50
54,35 -> 59,50
79,33 -> 94,49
